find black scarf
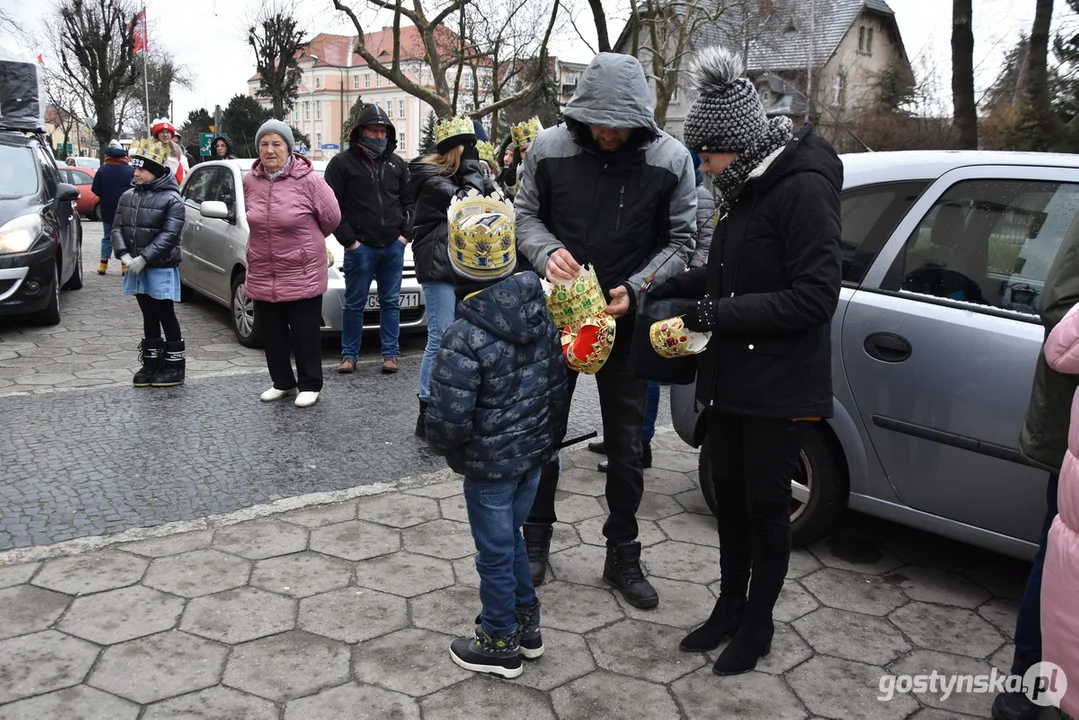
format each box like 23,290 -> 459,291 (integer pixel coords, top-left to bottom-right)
713,116 -> 793,212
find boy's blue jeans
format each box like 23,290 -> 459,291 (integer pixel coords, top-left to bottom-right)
463,467 -> 541,638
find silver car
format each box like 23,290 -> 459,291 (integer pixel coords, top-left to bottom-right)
177,159 -> 426,347
672,150 -> 1079,560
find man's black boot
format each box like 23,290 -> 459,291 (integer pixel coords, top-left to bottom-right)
603,541 -> 659,609
991,653 -> 1041,720
523,523 -> 552,586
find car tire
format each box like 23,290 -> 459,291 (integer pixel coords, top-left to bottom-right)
36,262 -> 62,326
697,423 -> 848,547
231,272 -> 263,348
62,240 -> 83,290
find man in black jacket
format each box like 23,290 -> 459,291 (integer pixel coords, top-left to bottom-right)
325,104 -> 414,374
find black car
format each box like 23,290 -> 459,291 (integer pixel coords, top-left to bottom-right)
0,130 -> 83,325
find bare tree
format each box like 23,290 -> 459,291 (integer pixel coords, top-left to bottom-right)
0,8 -> 22,33
53,0 -> 140,159
1024,0 -> 1062,149
950,0 -> 977,148
247,0 -> 309,120
41,68 -> 86,158
122,52 -> 195,133
330,0 -> 561,119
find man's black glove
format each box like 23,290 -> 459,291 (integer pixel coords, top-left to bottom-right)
646,265 -> 708,300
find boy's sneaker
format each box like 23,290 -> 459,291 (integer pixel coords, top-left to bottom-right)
516,600 -> 544,659
449,628 -> 522,679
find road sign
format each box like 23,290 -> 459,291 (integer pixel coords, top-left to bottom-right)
320,143 -> 339,150
199,132 -> 214,157
297,145 -> 309,155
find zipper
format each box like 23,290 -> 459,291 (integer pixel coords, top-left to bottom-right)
131,190 -> 143,257
615,184 -> 625,231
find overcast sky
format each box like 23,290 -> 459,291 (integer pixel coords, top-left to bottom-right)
0,0 -> 1056,123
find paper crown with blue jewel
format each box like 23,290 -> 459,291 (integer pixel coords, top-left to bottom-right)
434,115 -> 476,153
511,117 -> 543,149
447,189 -> 516,281
476,140 -> 496,165
129,138 -> 171,174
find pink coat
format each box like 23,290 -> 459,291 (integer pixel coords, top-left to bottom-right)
243,153 -> 341,303
1042,302 -> 1079,718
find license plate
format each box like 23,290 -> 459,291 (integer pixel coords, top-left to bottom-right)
366,292 -> 420,310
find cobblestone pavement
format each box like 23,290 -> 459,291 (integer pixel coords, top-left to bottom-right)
0,436 -> 1044,720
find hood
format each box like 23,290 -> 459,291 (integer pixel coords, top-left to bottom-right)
458,272 -> 550,345
134,171 -> 180,194
103,155 -> 130,166
407,158 -> 447,197
750,124 -> 843,197
250,152 -> 314,179
563,53 -> 658,135
211,135 -> 234,159
1046,305 -> 1079,375
349,104 -> 398,154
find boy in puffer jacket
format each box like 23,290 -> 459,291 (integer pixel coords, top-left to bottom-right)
425,197 -> 568,679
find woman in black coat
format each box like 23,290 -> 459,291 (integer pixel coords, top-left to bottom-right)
648,46 -> 843,676
407,119 -> 495,438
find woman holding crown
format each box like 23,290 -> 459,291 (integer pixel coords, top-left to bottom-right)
407,116 -> 496,439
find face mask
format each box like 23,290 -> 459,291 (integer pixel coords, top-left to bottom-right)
359,136 -> 388,156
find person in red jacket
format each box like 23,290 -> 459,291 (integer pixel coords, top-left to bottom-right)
243,120 -> 342,409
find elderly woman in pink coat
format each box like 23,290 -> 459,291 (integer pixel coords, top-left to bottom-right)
1042,301 -> 1079,718
244,120 -> 341,409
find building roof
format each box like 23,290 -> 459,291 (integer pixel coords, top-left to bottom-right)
693,0 -> 897,72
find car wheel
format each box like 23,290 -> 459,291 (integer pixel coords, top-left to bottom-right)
231,272 -> 263,348
62,239 -> 84,290
36,262 -> 62,326
697,423 -> 848,547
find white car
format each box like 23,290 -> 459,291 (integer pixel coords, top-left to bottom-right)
177,159 -> 426,347
64,156 -> 100,170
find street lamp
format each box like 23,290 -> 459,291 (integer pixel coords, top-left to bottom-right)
307,54 -> 318,155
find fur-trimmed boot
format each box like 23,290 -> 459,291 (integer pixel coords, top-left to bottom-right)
150,340 -> 185,387
133,339 -> 164,387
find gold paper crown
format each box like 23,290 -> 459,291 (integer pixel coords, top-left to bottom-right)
434,116 -> 475,148
546,267 -> 607,328
129,138 -> 171,170
562,314 -> 616,374
447,189 -> 516,280
477,140 -> 495,165
511,117 -> 543,149
649,317 -> 711,359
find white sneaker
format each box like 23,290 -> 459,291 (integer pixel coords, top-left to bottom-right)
261,386 -> 297,402
294,391 -> 320,408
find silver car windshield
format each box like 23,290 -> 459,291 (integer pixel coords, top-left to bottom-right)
0,146 -> 39,197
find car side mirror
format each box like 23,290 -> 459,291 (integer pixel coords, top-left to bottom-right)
200,200 -> 229,219
56,183 -> 80,202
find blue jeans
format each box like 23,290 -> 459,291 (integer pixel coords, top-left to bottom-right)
463,468 -> 541,638
101,222 -> 113,261
341,241 -> 405,361
418,281 -> 457,402
1014,472 -> 1060,663
642,381 -> 660,445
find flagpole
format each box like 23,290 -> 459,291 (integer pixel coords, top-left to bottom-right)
142,5 -> 150,132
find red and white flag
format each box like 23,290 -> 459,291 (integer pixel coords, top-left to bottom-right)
132,8 -> 148,53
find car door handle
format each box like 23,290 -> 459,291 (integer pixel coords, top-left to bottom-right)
864,333 -> 911,363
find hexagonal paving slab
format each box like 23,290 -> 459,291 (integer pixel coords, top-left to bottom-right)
401,519 -> 476,559
58,585 -> 183,645
277,501 -> 358,528
0,685 -> 139,720
299,587 -> 408,643
88,630 -> 228,705
249,551 -> 352,598
787,655 -> 918,720
353,551 -> 454,597
793,606 -> 912,665
649,448 -> 700,475
120,530 -> 214,558
885,566 -> 992,608
309,520 -> 401,561
889,602 -> 1005,658
438,495 -> 470,524
977,597 -> 1020,635
748,622 -> 816,675
549,491 -> 605,524
32,550 -> 148,595
539,581 -> 624,633
641,540 -> 721,585
807,537 -> 904,575
888,649 -> 996,717
211,519 -> 309,560
644,468 -> 698,496
0,562 -> 39,590
409,585 -> 482,636
142,549 -> 252,598
405,478 -> 466,499
0,585 -> 71,640
801,568 -> 909,616
786,548 -> 824,579
182,587 -> 296,643
655,511 -> 719,545
144,685 -> 279,719
421,676 -> 555,719
587,618 -> 706,683
554,466 -> 608,497
352,628 -> 471,697
224,630 -> 351,702
0,630 -> 100,704
671,667 -> 809,720
548,545 -> 608,589
614,576 -> 718,629
515,627 -> 597,692
284,682 -> 421,720
576,516 -> 665,548
773,581 -> 821,623
550,670 -> 681,720
451,556 -> 481,588
354,493 -> 440,528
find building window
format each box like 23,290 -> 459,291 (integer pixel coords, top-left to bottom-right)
304,101 -> 310,120
376,75 -> 382,87
317,132 -> 322,147
858,26 -> 865,52
832,74 -> 846,106
353,74 -> 359,89
464,71 -> 474,90
399,98 -> 406,118
364,73 -> 371,88
315,76 -> 321,89
316,100 -> 322,120
867,28 -> 874,55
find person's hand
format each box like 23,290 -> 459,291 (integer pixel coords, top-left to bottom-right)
606,285 -> 632,319
127,256 -> 147,275
120,253 -> 134,266
647,276 -> 682,300
397,235 -> 408,245
347,241 -> 361,251
545,249 -> 580,284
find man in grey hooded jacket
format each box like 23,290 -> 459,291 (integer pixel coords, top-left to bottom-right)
516,52 -> 697,609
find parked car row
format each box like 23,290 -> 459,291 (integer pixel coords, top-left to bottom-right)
672,150 -> 1079,561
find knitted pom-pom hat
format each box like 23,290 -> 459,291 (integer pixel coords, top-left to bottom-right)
682,46 -> 769,154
